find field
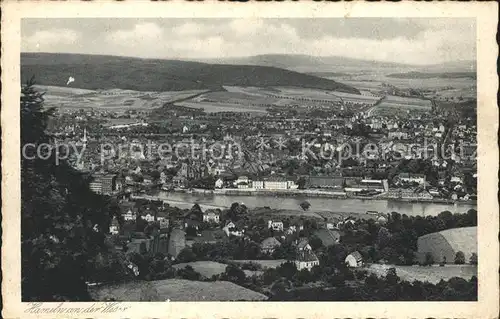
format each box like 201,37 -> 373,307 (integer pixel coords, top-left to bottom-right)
35,85 -> 208,112
89,279 -> 268,301
176,86 -> 350,113
172,261 -> 262,277
365,264 -> 477,284
370,95 -> 433,116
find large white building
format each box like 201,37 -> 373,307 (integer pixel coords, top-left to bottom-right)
255,176 -> 298,190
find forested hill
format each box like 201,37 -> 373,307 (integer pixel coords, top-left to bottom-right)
21,52 -> 360,94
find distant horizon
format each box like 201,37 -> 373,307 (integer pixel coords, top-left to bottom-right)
22,18 -> 476,66
21,51 -> 477,68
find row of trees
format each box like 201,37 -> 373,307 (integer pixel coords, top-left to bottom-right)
422,251 -> 478,266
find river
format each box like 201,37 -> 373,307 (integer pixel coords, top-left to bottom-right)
152,191 -> 476,217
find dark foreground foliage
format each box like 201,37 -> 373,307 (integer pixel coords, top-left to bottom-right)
21,79 -> 121,301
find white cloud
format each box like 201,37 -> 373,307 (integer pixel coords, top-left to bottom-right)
22,29 -> 79,52
173,22 -> 209,37
107,22 -> 163,44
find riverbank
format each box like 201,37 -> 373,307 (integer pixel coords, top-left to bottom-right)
164,188 -> 476,205
135,190 -> 476,218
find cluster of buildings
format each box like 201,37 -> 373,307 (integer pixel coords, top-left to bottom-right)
49,81 -> 477,206
107,194 -> 378,272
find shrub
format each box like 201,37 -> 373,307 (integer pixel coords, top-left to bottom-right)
469,253 -> 478,265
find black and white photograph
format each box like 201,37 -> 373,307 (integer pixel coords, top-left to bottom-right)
18,17 -> 482,302
2,2 -> 498,317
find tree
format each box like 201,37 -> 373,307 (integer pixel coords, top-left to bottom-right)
439,256 -> 447,267
454,251 -> 466,265
222,264 -> 246,285
469,253 -> 478,265
176,248 -> 196,263
150,170 -> 161,181
176,265 -> 201,280
277,261 -> 298,280
295,269 -> 312,284
297,176 -> 307,189
299,201 -> 311,211
377,227 -> 392,249
21,80 -> 118,301
135,214 -> 147,232
309,235 -> 323,250
385,267 -> 399,285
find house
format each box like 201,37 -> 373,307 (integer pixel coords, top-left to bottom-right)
159,218 -> 169,229
286,224 -> 304,234
172,176 -> 187,188
123,209 -> 137,221
296,238 -> 312,251
295,250 -> 320,271
214,178 -> 224,189
120,202 -> 138,221
203,210 -> 220,223
143,175 -> 154,185
260,237 -> 281,254
141,213 -> 155,223
268,220 -> 284,231
326,222 -> 336,230
223,221 -> 244,237
233,175 -> 250,187
376,215 -> 388,225
127,262 -> 140,277
109,217 -> 120,235
451,175 -> 464,184
345,251 -> 363,268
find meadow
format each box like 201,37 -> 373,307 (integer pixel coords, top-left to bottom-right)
172,261 -> 262,277
175,86 -> 349,113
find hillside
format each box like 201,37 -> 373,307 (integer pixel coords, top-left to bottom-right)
21,52 -> 360,94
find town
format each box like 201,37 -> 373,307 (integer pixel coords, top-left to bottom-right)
34,64 -> 478,301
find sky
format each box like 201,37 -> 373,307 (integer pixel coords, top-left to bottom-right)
21,18 -> 476,65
